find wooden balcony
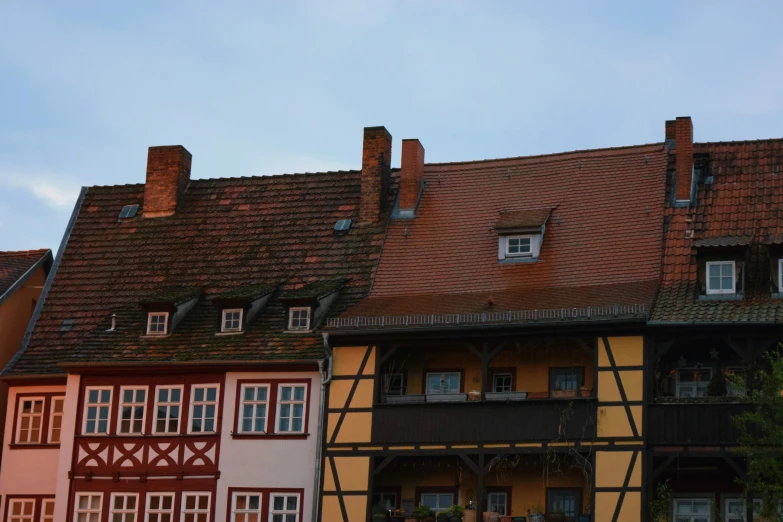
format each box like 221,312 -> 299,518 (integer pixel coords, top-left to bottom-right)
647,402 -> 752,446
371,397 -> 596,444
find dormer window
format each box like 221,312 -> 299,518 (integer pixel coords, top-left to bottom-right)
706,261 -> 736,294
288,307 -> 311,330
147,312 -> 169,335
506,235 -> 532,257
222,309 -> 243,332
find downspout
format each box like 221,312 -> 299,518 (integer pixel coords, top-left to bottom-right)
312,332 -> 333,522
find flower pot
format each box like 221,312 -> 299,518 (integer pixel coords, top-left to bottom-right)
547,514 -> 566,522
450,517 -> 463,522
500,516 -> 513,522
463,511 -> 477,522
551,389 -> 577,398
405,519 -> 417,522
483,512 -> 500,522
579,386 -> 592,397
529,514 -> 544,522
468,390 -> 482,401
437,514 -> 450,522
424,517 -> 435,522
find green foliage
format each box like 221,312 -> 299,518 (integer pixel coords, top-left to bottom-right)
732,347 -> 783,522
413,505 -> 434,520
649,480 -> 672,522
373,504 -> 388,515
528,503 -> 544,515
445,505 -> 464,516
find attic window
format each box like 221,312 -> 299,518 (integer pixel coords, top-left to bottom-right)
706,261 -> 735,294
334,219 -> 352,232
119,204 -> 139,219
506,235 -> 532,257
222,309 -> 243,332
288,307 -> 311,330
147,312 -> 169,335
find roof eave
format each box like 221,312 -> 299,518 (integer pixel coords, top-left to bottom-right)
0,250 -> 53,306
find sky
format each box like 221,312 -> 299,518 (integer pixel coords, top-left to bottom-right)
1,1 -> 782,252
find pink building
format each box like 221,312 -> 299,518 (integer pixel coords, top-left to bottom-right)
0,131 -> 393,522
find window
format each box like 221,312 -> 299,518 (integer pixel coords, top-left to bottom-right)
42,499 -> 55,522
724,498 -> 763,522
420,493 -> 453,513
372,492 -> 398,512
706,261 -> 736,294
16,397 -> 44,443
288,307 -> 310,330
8,499 -> 35,522
383,373 -> 405,396
269,494 -> 299,522
181,493 -> 210,522
231,492 -> 262,522
222,309 -> 243,332
147,312 -> 169,335
277,384 -> 307,433
146,494 -> 175,522
492,373 -> 513,393
548,489 -> 580,517
119,387 -> 147,434
779,259 -> 783,293
190,385 -> 219,433
74,493 -> 102,522
550,368 -> 581,392
239,385 -> 269,433
674,499 -> 710,522
49,397 -> 64,443
676,368 -> 712,398
426,372 -> 461,394
506,235 -> 532,257
83,387 -> 112,435
487,492 -> 508,516
154,386 -> 183,434
110,493 -> 138,522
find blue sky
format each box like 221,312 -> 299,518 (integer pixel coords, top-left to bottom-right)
2,1 -> 782,252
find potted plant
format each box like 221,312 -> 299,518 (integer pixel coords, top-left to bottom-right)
500,514 -> 513,522
447,505 -> 464,522
579,386 -> 592,397
413,505 -> 434,522
547,509 -> 565,522
373,504 -> 389,522
468,390 -> 482,401
391,509 -> 406,522
463,501 -> 476,522
528,505 -> 544,522
437,512 -> 450,522
551,388 -> 577,398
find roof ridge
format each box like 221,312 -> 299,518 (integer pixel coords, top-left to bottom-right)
425,142 -> 665,167
87,170 -> 362,190
0,249 -> 50,257
696,137 -> 783,147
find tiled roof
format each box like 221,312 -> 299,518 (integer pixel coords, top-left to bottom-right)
5,172 -> 390,376
0,249 -> 51,300
652,139 -> 783,323
692,235 -> 752,248
346,144 -> 668,319
494,207 -> 553,230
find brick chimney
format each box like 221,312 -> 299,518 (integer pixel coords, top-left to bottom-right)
399,139 -> 425,217
360,127 -> 392,224
143,145 -> 192,218
665,120 -> 676,143
674,117 -> 694,202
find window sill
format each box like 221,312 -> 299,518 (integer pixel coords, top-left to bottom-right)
283,329 -> 313,334
231,433 -> 309,440
75,432 -> 220,439
9,443 -> 60,450
498,257 -> 540,265
140,334 -> 171,339
698,293 -> 743,301
215,330 -> 245,336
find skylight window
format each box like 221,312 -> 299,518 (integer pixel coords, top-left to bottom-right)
706,261 -> 735,294
118,204 -> 139,219
222,309 -> 243,332
334,219 -> 352,232
288,307 -> 311,330
506,235 -> 532,257
147,312 -> 169,335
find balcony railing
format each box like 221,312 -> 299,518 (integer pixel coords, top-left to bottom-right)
371,398 -> 596,444
647,401 -> 752,446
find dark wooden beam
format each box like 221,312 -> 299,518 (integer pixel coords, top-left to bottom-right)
651,454 -> 677,480
373,455 -> 396,476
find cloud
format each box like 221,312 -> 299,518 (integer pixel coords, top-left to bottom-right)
0,172 -> 80,208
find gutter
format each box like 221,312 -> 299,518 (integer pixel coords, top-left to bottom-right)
57,359 -> 323,368
2,187 -> 88,377
312,332 -> 334,522
0,249 -> 53,306
648,320 -> 783,326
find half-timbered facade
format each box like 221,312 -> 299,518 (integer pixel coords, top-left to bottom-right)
318,136 -> 670,522
0,128 -> 394,522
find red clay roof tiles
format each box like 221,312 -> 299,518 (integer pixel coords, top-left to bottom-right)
0,249 -> 51,299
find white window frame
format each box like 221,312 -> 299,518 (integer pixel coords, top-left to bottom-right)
673,498 -> 711,522
419,492 -> 454,513
8,498 -> 36,522
676,368 -> 712,398
231,492 -> 263,522
145,493 -> 175,522
706,261 -> 736,295
779,258 -> 783,293
288,307 -> 311,330
74,493 -> 103,522
16,396 -> 45,444
487,491 -> 508,516
492,373 -> 513,393
188,384 -> 220,434
275,383 -> 308,434
181,492 -> 211,522
222,308 -> 243,332
426,372 -> 461,395
110,493 -> 139,522
153,385 -> 184,435
269,493 -> 300,522
724,497 -> 763,522
41,499 -> 56,522
505,234 -> 533,257
239,384 -> 270,434
82,387 -> 113,435
146,311 -> 169,335
118,386 -> 148,435
48,396 -> 65,443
